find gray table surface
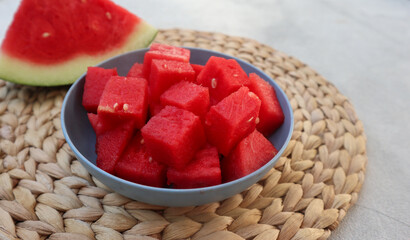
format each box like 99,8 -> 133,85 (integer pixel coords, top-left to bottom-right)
1,0 -> 409,239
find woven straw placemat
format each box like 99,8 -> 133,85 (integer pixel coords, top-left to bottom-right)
0,29 -> 367,240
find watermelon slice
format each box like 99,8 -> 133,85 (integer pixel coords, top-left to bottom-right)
0,0 -> 157,86
221,129 -> 278,182
167,145 -> 221,189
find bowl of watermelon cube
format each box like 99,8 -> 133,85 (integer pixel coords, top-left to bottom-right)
61,43 -> 294,207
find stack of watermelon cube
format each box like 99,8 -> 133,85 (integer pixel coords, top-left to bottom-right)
81,43 -> 285,188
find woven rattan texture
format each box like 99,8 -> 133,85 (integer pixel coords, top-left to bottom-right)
0,29 -> 367,240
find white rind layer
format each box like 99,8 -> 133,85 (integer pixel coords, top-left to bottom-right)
0,21 -> 157,86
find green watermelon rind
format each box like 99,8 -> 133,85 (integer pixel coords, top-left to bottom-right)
0,21 -> 157,86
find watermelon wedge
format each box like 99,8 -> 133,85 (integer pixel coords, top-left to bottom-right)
0,0 -> 157,86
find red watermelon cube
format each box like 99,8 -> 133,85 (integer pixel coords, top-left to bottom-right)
205,86 -> 261,156
149,59 -> 195,101
221,129 -> 278,182
191,64 -> 204,79
87,112 -> 125,136
160,81 -> 210,119
82,67 -> 118,113
248,73 -> 284,136
127,62 -> 144,78
167,145 -> 221,189
96,119 -> 135,174
150,42 -> 189,53
87,113 -> 100,134
143,43 -> 190,77
149,100 -> 164,117
196,56 -> 250,104
115,132 -> 167,187
97,76 -> 148,129
141,106 -> 206,169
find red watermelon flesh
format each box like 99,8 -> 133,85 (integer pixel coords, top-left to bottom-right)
149,43 -> 184,52
222,129 -> 278,182
248,73 -> 285,136
149,100 -> 164,117
115,132 -> 166,187
98,76 -> 148,129
0,0 -> 157,86
191,64 -> 204,79
196,56 -> 250,104
87,113 -> 100,134
2,0 -> 141,64
96,119 -> 135,174
149,59 -> 195,101
127,62 -> 144,78
82,67 -> 118,113
141,106 -> 206,169
167,145 -> 221,189
87,112 -> 124,135
205,86 -> 261,156
83,43 -> 286,188
160,81 -> 210,119
142,43 -> 190,77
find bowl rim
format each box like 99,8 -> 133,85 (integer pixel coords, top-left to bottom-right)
61,46 -> 294,194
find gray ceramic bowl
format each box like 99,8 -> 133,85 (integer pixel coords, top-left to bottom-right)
61,47 -> 293,207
